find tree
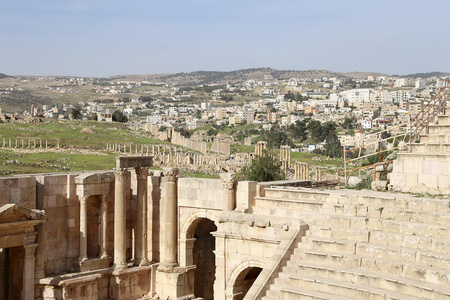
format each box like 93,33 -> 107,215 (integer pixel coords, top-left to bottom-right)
242,151 -> 285,182
71,105 -> 82,120
206,128 -> 218,136
323,132 -> 342,158
265,128 -> 294,149
288,120 -> 308,142
342,117 -> 355,129
112,110 -> 128,123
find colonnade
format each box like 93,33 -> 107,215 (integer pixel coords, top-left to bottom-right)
254,141 -> 267,156
1,137 -> 59,149
294,162 -> 309,180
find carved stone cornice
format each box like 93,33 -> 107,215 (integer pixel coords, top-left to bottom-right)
220,173 -> 236,190
114,168 -> 128,183
163,168 -> 179,183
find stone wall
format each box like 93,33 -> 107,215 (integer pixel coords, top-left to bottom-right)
0,176 -> 36,209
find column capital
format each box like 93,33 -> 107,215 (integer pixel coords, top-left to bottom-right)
163,168 -> 179,183
23,243 -> 38,258
100,194 -> 107,203
135,167 -> 149,180
220,173 -> 236,190
79,195 -> 89,203
114,168 -> 128,183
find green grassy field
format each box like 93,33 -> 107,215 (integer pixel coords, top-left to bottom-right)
0,119 -> 166,149
0,149 -> 116,176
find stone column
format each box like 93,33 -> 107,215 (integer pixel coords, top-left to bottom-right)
79,195 -> 89,262
114,168 -> 128,269
220,173 -> 237,211
161,168 -> 179,267
22,244 -> 38,300
100,195 -> 108,259
135,167 -> 149,266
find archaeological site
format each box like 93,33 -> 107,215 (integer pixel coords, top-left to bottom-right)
1,107 -> 450,299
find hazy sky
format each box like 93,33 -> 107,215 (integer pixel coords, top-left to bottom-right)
1,0 -> 449,77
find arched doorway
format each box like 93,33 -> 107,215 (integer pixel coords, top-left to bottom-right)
232,267 -> 263,300
192,218 -> 217,300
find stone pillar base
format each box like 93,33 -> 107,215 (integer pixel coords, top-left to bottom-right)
156,266 -> 195,300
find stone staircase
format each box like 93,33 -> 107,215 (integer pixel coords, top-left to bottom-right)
253,186 -> 329,224
390,106 -> 450,194
255,189 -> 450,300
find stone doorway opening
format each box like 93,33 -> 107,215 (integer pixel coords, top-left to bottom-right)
86,195 -> 100,258
193,218 -> 217,300
0,247 -> 24,300
232,267 -> 263,300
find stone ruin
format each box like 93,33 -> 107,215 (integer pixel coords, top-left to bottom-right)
2,107 -> 450,299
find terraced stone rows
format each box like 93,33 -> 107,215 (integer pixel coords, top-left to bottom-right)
258,189 -> 450,300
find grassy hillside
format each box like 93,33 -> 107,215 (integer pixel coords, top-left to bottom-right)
0,119 -> 168,176
0,119 -> 164,149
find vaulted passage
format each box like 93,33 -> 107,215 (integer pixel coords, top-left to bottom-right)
193,218 -> 217,300
232,267 -> 262,300
0,247 -> 24,300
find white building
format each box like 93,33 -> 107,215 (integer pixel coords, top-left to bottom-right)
395,78 -> 409,87
147,115 -> 163,124
415,79 -> 426,89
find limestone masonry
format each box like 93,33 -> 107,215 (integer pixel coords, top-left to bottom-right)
1,138 -> 450,299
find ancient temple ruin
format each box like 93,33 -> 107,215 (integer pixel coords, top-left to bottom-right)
1,121 -> 450,299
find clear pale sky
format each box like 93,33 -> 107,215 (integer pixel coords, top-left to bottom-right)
1,0 -> 449,77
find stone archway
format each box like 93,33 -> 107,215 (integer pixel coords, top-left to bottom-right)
179,209 -> 221,300
231,267 -> 263,300
192,218 -> 217,300
226,259 -> 265,300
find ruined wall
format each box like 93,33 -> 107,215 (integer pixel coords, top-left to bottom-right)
0,176 -> 36,209
36,174 -> 74,275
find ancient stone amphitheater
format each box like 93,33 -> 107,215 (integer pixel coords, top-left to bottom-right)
0,109 -> 449,299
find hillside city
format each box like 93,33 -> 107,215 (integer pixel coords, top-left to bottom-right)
1,70 -> 448,157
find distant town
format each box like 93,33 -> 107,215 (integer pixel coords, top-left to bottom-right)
0,69 -> 449,154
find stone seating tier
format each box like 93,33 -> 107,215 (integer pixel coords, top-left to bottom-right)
390,104 -> 450,194
257,188 -> 450,300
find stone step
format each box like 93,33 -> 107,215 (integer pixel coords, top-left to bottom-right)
313,213 -> 450,238
276,273 -> 423,300
302,237 -> 357,254
445,107 -> 450,116
411,143 -> 450,153
305,225 -> 370,242
369,230 -> 450,252
325,190 -> 450,212
437,114 -> 450,125
252,205 -> 321,223
263,187 -> 329,202
254,196 -> 324,212
260,296 -> 281,300
267,283 -> 354,300
306,225 -> 450,252
355,242 -> 450,271
427,124 -> 450,134
419,133 -> 450,144
293,248 -> 450,284
280,263 -> 448,299
322,204 -> 450,225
